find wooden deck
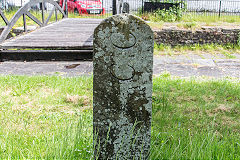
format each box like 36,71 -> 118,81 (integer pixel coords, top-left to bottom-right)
0,18 -> 102,50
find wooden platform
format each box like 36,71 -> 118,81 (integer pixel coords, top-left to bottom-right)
0,18 -> 103,50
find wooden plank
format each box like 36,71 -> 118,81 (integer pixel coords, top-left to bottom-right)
5,35 -> 93,39
1,49 -> 93,61
2,42 -> 93,45
2,36 -> 93,45
3,38 -> 93,42
0,0 -> 67,43
1,43 -> 93,49
2,37 -> 93,42
2,40 -> 93,44
8,32 -> 94,37
1,18 -> 102,49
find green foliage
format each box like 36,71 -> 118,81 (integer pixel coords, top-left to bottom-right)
150,5 -> 184,22
182,21 -> 198,29
175,21 -> 199,30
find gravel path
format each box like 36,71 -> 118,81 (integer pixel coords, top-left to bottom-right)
0,55 -> 240,78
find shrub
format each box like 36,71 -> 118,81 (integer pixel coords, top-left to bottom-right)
150,5 -> 185,22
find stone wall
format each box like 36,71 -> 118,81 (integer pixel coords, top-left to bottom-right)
154,27 -> 240,45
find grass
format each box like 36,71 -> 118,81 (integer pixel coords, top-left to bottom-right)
151,74 -> 240,159
154,43 -> 240,58
144,12 -> 240,24
146,12 -> 240,31
0,9 -> 109,28
0,75 -> 240,159
182,13 -> 240,23
0,9 -> 65,28
0,76 -> 93,159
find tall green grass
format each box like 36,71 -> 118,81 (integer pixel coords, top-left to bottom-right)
151,74 -> 240,159
0,76 -> 93,159
0,9 -> 64,27
0,9 -> 108,28
0,75 -> 240,159
154,43 -> 240,58
141,11 -> 240,23
182,13 -> 240,23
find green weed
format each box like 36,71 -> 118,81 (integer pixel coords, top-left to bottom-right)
149,5 -> 184,22
151,75 -> 240,159
0,75 -> 240,159
177,21 -> 199,29
182,13 -> 240,23
0,76 -> 93,159
0,9 -> 64,28
154,43 -> 240,58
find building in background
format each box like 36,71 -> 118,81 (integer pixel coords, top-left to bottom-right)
1,0 -> 28,9
0,0 -> 58,10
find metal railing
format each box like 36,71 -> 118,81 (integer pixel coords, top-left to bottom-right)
186,0 -> 240,16
0,9 -> 9,25
0,0 -> 67,43
1,0 -> 240,21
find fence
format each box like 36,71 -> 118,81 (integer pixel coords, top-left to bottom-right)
138,0 -> 240,16
1,0 -> 240,19
186,0 -> 240,17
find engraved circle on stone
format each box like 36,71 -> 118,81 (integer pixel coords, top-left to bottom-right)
111,64 -> 134,80
111,32 -> 136,48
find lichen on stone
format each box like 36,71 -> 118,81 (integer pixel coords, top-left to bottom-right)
93,14 -> 154,160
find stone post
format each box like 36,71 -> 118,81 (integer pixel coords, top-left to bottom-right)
93,14 -> 154,160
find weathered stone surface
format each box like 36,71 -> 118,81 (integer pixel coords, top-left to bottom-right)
154,27 -> 240,46
93,14 -> 153,159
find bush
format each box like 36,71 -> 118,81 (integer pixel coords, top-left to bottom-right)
149,4 -> 185,22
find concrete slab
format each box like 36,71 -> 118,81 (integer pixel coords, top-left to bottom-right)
0,56 -> 239,78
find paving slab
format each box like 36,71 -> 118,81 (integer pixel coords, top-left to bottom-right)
184,54 -> 203,59
214,59 -> 240,66
192,59 -> 216,66
233,54 -> 240,59
197,66 -> 224,77
0,56 -> 240,78
162,64 -> 198,77
0,61 -> 93,76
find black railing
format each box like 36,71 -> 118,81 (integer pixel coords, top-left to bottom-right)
186,0 -> 240,17
1,0 -> 240,19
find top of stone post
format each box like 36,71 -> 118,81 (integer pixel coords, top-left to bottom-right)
94,14 -> 153,48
